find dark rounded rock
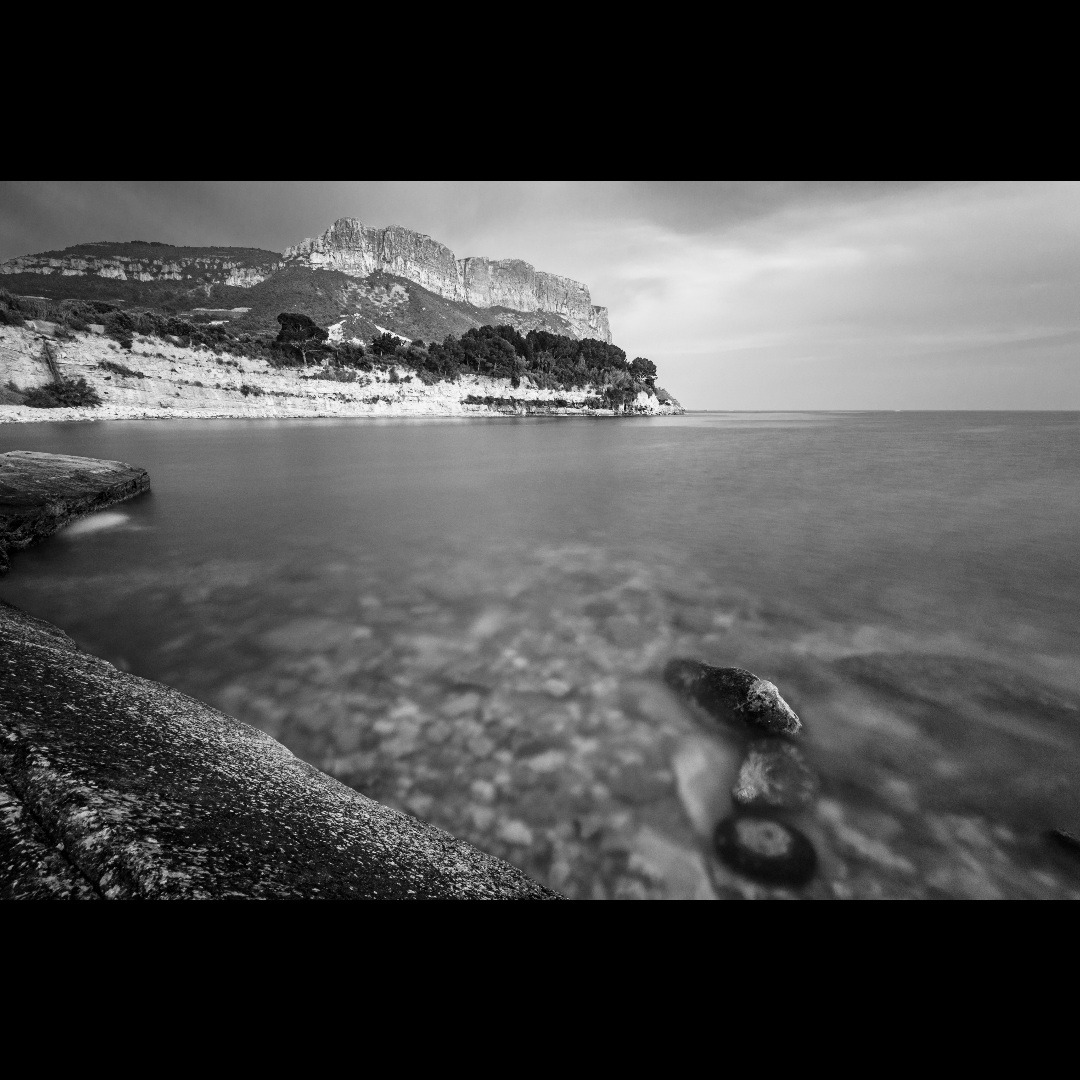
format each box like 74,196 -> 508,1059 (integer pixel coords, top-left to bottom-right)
733,740 -> 818,811
713,814 -> 817,888
662,659 -> 801,736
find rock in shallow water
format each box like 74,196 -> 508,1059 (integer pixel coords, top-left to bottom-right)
663,659 -> 802,736
672,734 -> 743,838
713,815 -> 818,888
733,740 -> 818,811
0,450 -> 150,573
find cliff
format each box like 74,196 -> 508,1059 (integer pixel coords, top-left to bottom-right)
0,241 -> 283,288
284,220 -> 461,301
285,219 -> 611,342
2,222 -> 614,344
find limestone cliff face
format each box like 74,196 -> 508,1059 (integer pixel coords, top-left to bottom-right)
285,218 -> 611,342
284,219 -> 462,301
458,257 -> 610,341
586,304 -> 611,340
0,253 -> 282,288
3,220 -> 613,342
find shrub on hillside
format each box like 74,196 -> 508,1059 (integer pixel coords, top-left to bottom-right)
1,380 -> 27,405
103,309 -> 135,336
98,360 -> 144,379
56,299 -> 102,333
306,366 -> 361,383
103,310 -> 136,349
23,378 -> 103,408
334,341 -> 368,368
0,305 -> 26,327
370,332 -> 399,357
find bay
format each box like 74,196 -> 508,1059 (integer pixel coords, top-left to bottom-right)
3,411 -> 1079,898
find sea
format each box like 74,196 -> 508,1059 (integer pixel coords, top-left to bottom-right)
3,411 -> 1079,899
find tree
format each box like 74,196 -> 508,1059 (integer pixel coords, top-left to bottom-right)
370,332 -> 398,357
103,310 -> 136,349
630,356 -> 657,385
276,312 -> 328,365
276,312 -> 329,344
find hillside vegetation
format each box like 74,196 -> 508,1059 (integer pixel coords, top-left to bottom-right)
1,290 -> 667,414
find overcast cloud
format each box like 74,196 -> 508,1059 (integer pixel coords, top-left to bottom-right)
2,180 -> 1076,409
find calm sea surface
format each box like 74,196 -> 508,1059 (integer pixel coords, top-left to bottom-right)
4,412 -> 1080,898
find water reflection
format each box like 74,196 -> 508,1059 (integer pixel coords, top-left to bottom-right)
60,511 -> 137,537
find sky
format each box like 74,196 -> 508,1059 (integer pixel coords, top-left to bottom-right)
2,180 -> 1077,410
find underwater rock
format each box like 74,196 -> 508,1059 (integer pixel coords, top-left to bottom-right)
628,826 -> 717,900
713,814 -> 818,888
1047,828 -> 1080,857
672,734 -> 743,838
733,740 -> 818,811
663,659 -> 802,736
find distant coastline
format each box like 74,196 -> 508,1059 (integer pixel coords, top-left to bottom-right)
1,323 -> 684,423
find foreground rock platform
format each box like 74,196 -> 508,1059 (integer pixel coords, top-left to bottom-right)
0,450 -> 150,573
0,601 -> 560,899
0,451 -> 559,899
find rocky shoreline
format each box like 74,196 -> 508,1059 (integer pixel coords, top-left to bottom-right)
0,324 -> 684,423
0,451 -> 559,899
0,450 -> 150,572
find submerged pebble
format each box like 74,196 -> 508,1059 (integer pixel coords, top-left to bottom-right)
713,815 -> 818,888
672,734 -> 743,838
733,740 -> 819,811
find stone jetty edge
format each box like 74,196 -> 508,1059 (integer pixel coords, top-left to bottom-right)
0,451 -> 560,899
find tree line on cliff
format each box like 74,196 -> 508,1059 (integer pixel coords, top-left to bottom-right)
276,314 -> 658,409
